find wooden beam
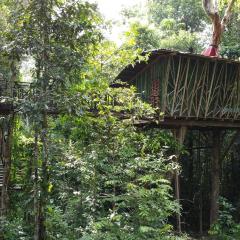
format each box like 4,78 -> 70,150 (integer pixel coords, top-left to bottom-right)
133,118 -> 240,129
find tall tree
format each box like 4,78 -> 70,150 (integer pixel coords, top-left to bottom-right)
202,0 -> 236,56
2,0 -> 102,238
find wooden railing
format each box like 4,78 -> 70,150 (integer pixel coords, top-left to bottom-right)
0,78 -> 30,99
13,82 -> 31,99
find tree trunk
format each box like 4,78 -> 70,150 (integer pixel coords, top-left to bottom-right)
39,113 -> 48,240
211,14 -> 222,47
1,116 -> 14,216
36,1 -> 51,238
198,132 -> 204,235
202,0 -> 236,55
172,127 -> 187,233
210,130 -> 221,225
33,131 -> 40,240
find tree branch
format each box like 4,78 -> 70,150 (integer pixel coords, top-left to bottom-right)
221,0 -> 236,31
202,0 -> 236,47
202,0 -> 217,20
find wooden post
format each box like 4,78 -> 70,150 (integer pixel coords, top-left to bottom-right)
210,130 -> 221,226
173,126 -> 187,233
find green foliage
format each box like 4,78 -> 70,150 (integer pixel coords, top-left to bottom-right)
1,217 -> 30,240
2,0 -> 231,239
6,81 -> 186,239
3,41 -> 187,240
122,20 -> 201,52
48,85 -> 178,239
52,115 -> 182,239
158,29 -> 201,52
221,11 -> 240,59
123,22 -> 161,50
121,0 -> 240,55
46,205 -> 76,240
147,0 -> 206,32
209,197 -> 240,240
120,0 -> 203,52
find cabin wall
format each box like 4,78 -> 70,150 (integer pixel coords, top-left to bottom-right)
133,55 -> 240,121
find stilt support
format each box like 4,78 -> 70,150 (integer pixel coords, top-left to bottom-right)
210,130 -> 221,226
173,126 -> 187,233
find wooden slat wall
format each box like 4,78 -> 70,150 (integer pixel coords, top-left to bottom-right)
133,55 -> 240,121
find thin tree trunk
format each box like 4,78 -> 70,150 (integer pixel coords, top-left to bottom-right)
1,116 -> 14,216
173,127 -> 187,233
211,14 -> 222,47
210,130 -> 221,225
198,131 -> 203,235
37,1 -> 51,238
175,169 -> 181,233
0,53 -> 18,217
202,0 -> 236,49
39,113 -> 48,240
34,131 -> 40,240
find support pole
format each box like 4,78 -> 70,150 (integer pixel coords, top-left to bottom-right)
173,126 -> 187,233
210,130 -> 221,226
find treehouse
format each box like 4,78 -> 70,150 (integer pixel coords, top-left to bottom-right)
117,49 -> 240,129
117,49 -> 240,231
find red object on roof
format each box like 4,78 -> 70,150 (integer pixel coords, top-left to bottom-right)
202,45 -> 219,57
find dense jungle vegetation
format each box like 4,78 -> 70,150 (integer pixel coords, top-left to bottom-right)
0,0 -> 240,239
